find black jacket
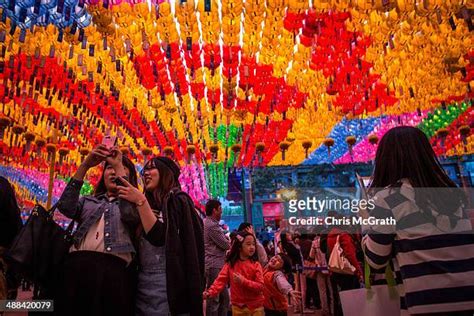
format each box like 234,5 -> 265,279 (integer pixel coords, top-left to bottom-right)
144,190 -> 205,316
0,177 -> 22,249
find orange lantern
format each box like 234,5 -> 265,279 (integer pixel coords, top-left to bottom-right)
346,136 -> 356,146
163,146 -> 174,156
142,147 -> 152,162
58,147 -> 69,165
120,147 -> 130,155
186,144 -> 196,161
368,134 -> 379,145
302,140 -> 312,158
279,141 -> 290,161
209,144 -> 219,155
79,148 -> 90,162
0,116 -> 11,139
12,125 -> 25,147
24,132 -> 35,151
323,138 -> 334,156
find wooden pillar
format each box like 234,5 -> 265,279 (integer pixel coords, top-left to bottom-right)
46,129 -> 57,209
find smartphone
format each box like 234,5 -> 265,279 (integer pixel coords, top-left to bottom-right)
114,177 -> 124,186
102,135 -> 117,149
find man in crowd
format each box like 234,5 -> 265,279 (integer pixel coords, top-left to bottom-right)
204,200 -> 230,316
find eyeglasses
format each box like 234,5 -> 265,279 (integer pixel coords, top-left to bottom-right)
140,164 -> 157,177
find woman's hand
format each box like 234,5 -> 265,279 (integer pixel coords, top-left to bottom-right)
202,291 -> 210,299
82,145 -> 110,169
106,147 -> 122,168
233,273 -> 244,284
119,178 -> 156,233
74,145 -> 109,181
289,290 -> 302,306
106,147 -> 127,176
117,177 -> 146,205
244,227 -> 256,237
356,269 -> 364,283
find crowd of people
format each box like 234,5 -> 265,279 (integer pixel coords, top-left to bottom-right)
0,125 -> 473,316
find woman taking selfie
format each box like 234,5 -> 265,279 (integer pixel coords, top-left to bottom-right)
116,156 -> 204,316
55,144 -> 139,316
363,126 -> 474,315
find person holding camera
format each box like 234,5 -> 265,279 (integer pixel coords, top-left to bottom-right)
116,156 -> 204,316
54,144 -> 139,316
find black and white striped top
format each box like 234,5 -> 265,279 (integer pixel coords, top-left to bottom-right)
362,180 -> 474,315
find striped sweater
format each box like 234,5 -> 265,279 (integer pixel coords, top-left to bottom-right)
362,180 -> 474,315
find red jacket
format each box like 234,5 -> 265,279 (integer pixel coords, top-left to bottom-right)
327,228 -> 362,277
263,270 -> 288,311
207,259 -> 264,311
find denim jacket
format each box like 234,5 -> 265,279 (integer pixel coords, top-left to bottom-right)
57,179 -> 139,254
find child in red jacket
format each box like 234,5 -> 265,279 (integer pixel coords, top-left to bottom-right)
204,231 -> 264,316
263,253 -> 301,316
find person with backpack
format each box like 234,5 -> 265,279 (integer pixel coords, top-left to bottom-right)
116,156 -> 205,315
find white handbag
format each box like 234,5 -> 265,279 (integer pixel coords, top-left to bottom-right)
340,283 -> 400,316
328,235 -> 356,275
340,263 -> 400,316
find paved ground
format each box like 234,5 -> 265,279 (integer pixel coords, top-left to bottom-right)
289,308 -> 323,315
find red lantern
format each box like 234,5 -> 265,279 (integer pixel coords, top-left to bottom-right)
58,147 -> 69,165
12,125 -> 25,147
0,116 -> 11,139
459,125 -> 471,152
24,132 -> 35,151
186,144 -> 196,161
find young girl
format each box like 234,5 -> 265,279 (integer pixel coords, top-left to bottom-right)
263,253 -> 301,316
204,231 -> 265,316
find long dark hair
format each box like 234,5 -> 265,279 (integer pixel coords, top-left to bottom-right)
94,155 -> 138,196
277,253 -> 293,275
0,176 -> 22,248
280,231 -> 302,266
370,126 -> 465,215
226,231 -> 258,267
144,157 -> 180,210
